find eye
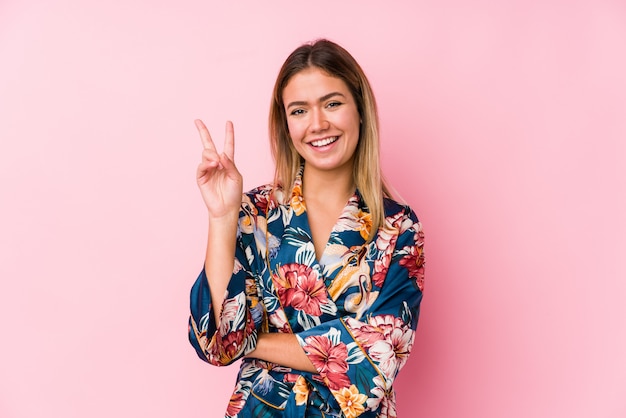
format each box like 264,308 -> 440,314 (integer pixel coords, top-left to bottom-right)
326,101 -> 342,109
290,108 -> 305,116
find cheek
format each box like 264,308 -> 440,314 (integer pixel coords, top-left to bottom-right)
286,124 -> 301,150
286,120 -> 305,141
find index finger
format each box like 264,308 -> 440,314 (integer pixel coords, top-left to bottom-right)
194,119 -> 216,151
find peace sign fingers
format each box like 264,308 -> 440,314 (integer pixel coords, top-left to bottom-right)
193,119 -> 243,218
195,119 -> 217,152
195,119 -> 235,161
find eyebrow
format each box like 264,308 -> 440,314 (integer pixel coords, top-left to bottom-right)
286,92 -> 346,109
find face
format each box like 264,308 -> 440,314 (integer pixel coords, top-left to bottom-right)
282,67 -> 361,176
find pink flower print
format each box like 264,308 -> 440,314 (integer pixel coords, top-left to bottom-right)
383,210 -> 406,231
366,316 -> 415,383
397,214 -> 415,234
252,189 -> 270,213
344,318 -> 385,349
366,374 -> 398,415
372,254 -> 390,288
323,368 -> 352,391
216,329 -> 245,364
268,310 -> 290,333
233,257 -> 244,274
399,242 -> 425,291
302,335 -> 351,390
372,226 -> 397,288
346,314 -> 414,383
226,382 -> 247,416
374,227 -> 397,252
367,314 -> 403,338
219,296 -> 242,334
303,335 -> 348,374
274,264 -> 329,317
365,375 -> 387,412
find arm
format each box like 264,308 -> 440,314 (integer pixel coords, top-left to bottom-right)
193,120 -> 243,319
188,120 -> 263,366
188,213 -> 264,366
204,211 -> 239,320
247,333 -> 317,373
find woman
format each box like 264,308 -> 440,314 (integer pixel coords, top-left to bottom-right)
188,39 -> 425,417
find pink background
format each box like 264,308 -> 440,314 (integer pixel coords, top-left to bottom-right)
1,1 -> 625,417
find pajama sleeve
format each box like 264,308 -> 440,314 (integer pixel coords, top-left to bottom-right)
188,204 -> 266,366
295,208 -> 425,414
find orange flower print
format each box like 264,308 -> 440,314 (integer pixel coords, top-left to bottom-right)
332,385 -> 368,418
335,201 -> 371,241
293,375 -> 310,406
274,263 -> 328,316
354,209 -> 372,240
290,183 -> 306,216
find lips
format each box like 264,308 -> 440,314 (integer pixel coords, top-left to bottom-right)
309,136 -> 338,147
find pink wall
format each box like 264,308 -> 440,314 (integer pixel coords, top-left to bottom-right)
1,1 -> 624,417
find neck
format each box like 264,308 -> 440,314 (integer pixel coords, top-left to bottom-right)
301,162 -> 355,203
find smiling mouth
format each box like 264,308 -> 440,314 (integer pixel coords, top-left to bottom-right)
310,136 -> 338,147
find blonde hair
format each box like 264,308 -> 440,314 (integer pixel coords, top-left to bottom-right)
268,39 -> 393,240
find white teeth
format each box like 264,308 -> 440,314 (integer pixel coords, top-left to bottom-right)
310,136 -> 338,147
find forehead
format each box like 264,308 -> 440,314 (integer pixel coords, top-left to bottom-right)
282,67 -> 351,100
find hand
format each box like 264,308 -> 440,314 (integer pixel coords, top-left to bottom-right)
195,119 -> 243,218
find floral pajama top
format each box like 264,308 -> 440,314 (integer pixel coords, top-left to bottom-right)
188,171 -> 425,418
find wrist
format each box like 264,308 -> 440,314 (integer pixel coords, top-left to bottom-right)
208,210 -> 239,225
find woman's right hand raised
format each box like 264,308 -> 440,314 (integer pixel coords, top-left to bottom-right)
195,119 -> 243,219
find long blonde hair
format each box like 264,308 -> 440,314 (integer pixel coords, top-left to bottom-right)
268,39 -> 392,240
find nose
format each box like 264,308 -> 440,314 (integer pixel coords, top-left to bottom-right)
309,108 -> 329,133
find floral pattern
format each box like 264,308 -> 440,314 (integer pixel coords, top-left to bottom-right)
333,385 -> 368,418
301,334 -> 351,390
189,168 -> 424,417
273,263 -> 329,317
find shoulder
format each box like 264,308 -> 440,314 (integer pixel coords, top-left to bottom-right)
380,198 -> 424,270
244,183 -> 274,200
243,183 -> 282,216
383,197 -> 420,225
